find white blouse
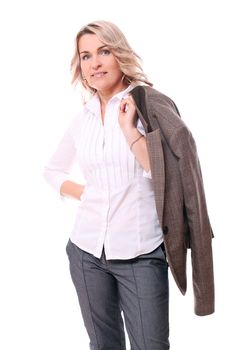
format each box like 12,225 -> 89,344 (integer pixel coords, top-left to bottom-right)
44,85 -> 163,259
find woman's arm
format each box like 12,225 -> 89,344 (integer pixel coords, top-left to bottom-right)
60,180 -> 85,200
44,116 -> 85,199
119,95 -> 151,173
121,126 -> 150,172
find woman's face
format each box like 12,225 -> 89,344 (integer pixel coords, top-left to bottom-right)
78,34 -> 126,96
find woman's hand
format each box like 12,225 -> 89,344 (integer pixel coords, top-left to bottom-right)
118,95 -> 137,132
60,181 -> 85,200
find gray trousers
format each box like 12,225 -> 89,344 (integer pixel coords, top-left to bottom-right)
66,239 -> 169,350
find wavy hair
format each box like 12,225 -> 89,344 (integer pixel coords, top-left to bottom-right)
71,20 -> 153,92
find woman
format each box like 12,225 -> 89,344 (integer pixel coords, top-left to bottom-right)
44,20 -> 214,350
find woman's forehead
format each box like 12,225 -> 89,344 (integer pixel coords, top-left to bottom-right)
78,34 -> 105,53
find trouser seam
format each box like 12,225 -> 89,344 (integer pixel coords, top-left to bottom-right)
82,252 -> 100,349
131,263 -> 147,350
117,292 -> 126,350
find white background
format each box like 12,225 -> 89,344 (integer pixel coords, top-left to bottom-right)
0,0 -> 232,349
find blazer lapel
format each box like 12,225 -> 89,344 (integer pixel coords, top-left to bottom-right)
146,129 -> 165,228
135,105 -> 149,133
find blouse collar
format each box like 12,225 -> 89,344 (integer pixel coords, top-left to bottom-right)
84,84 -> 136,115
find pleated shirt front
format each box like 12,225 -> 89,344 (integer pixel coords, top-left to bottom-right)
44,86 -> 163,259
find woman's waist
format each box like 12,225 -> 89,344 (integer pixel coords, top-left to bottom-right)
80,176 -> 154,204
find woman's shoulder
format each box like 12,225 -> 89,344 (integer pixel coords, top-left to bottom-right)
131,85 -> 178,111
144,86 -> 178,109
144,86 -> 187,129
131,85 -> 184,130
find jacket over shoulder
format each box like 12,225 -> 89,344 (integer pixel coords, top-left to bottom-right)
131,85 -> 215,316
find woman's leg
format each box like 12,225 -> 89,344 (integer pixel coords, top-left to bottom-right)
111,245 -> 169,350
66,240 -> 126,350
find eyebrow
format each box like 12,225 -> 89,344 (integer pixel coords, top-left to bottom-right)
79,45 -> 108,54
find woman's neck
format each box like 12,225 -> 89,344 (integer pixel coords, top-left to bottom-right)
97,83 -> 129,107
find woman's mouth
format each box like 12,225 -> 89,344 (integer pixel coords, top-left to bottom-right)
91,72 -> 107,78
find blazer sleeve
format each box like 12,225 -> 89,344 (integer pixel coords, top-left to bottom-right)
170,124 -> 215,315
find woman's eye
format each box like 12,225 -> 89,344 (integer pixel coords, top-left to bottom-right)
81,54 -> 90,61
100,49 -> 110,56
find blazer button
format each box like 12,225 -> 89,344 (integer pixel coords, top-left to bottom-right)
163,226 -> 169,235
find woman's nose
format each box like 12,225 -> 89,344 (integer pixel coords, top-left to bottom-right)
91,55 -> 102,69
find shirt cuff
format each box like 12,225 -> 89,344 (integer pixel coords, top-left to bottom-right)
142,169 -> 152,179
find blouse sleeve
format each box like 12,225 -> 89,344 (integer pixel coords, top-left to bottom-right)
137,118 -> 152,180
44,117 -> 78,195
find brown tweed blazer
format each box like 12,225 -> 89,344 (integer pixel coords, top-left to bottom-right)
131,85 -> 214,316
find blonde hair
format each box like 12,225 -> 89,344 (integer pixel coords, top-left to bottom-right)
71,20 -> 153,92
